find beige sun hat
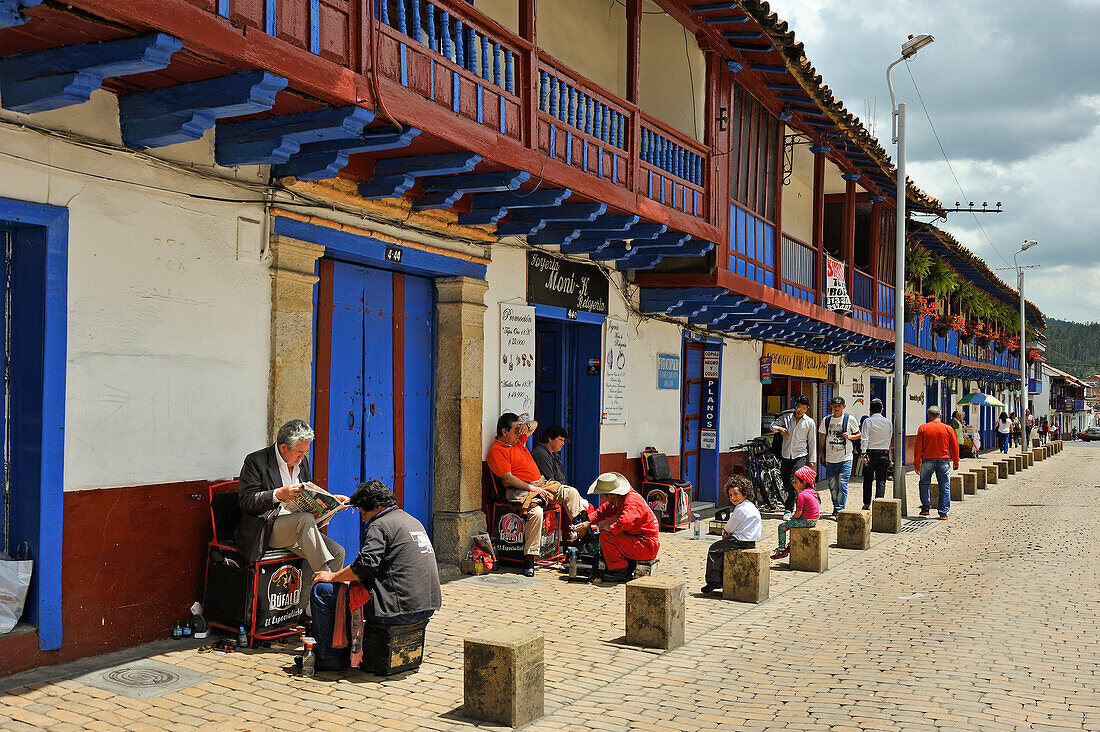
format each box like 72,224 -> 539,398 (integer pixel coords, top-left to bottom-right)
588,472 -> 631,495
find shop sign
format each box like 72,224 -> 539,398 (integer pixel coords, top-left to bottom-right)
499,304 -> 535,421
526,251 -> 609,315
825,255 -> 852,312
657,352 -> 680,390
761,343 -> 829,380
701,348 -> 720,451
703,350 -> 720,379
850,373 -> 866,407
760,355 -> 772,384
602,320 -> 627,423
587,357 -> 600,376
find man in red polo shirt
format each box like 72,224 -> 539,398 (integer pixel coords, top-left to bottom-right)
913,405 -> 960,520
487,412 -> 586,576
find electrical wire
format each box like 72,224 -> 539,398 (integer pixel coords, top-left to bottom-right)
904,60 -> 1011,267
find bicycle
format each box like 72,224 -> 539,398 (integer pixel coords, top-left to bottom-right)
729,436 -> 784,512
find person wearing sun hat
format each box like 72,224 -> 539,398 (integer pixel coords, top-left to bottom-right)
573,472 -> 659,583
771,465 -> 820,560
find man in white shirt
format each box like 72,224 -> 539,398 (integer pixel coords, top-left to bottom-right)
771,394 -> 817,520
818,396 -> 861,518
859,398 -> 893,510
700,474 -> 762,594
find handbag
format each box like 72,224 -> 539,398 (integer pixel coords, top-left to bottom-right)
0,543 -> 33,634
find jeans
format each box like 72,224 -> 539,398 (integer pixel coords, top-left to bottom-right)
997,432 -> 1009,453
824,460 -> 852,513
863,450 -> 890,505
310,582 -> 434,662
918,459 -> 951,516
704,537 -> 756,587
780,456 -> 808,512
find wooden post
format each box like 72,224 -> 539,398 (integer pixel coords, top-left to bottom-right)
627,0 -> 641,195
842,175 -> 857,297
773,121 -> 784,287
810,145 -> 828,300
869,198 -> 882,319
519,0 -> 536,150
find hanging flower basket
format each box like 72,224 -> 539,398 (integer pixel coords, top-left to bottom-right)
958,333 -> 973,344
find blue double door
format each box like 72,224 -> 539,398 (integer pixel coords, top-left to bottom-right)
534,317 -> 601,500
315,259 -> 434,556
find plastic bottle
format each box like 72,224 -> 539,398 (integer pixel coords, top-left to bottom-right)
238,625 -> 248,648
172,621 -> 182,640
181,622 -> 192,638
692,512 -> 702,539
301,638 -> 316,678
567,547 -> 578,579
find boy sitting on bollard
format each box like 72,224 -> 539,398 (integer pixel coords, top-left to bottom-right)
701,474 -> 762,594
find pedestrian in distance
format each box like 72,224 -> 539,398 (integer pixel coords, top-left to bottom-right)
860,398 -> 893,511
701,474 -> 762,594
1010,413 -> 1022,449
997,412 -> 1012,454
771,394 -> 817,521
818,396 -> 860,518
771,465 -> 819,560
914,406 -> 960,520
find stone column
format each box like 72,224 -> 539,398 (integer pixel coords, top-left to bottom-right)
267,234 -> 325,441
433,276 -> 489,567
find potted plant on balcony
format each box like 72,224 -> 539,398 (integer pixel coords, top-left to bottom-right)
1026,348 -> 1041,363
951,314 -> 971,343
932,313 -> 952,338
973,321 -> 993,349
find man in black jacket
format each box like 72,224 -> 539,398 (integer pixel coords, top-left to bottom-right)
236,420 -> 346,609
306,480 -> 441,671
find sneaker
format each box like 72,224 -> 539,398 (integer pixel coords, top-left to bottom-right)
770,547 -> 789,560
938,514 -> 948,520
783,511 -> 793,521
700,583 -> 719,594
862,504 -> 870,511
919,510 -> 930,517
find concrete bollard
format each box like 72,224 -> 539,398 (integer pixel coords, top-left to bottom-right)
996,461 -> 1009,479
1013,455 -> 1024,471
871,498 -> 902,534
970,468 -> 987,490
722,548 -> 770,604
837,510 -> 871,550
1025,452 -> 1033,467
1005,458 -> 1016,475
962,471 -> 977,494
1034,448 -> 1044,461
789,526 -> 829,573
464,628 -> 544,727
626,577 -> 686,650
950,475 -> 965,501
984,464 -> 999,483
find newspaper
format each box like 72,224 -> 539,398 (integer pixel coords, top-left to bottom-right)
279,482 -> 349,529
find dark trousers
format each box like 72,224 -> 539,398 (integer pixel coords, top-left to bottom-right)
780,456 -> 808,511
863,450 -> 890,506
704,537 -> 757,587
310,582 -> 434,662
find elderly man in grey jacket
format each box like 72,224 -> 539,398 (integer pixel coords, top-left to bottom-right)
305,480 -> 441,671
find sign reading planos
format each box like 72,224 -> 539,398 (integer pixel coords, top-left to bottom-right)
527,251 -> 609,315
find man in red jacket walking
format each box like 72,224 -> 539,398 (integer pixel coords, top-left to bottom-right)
576,472 -> 660,582
914,405 -> 960,520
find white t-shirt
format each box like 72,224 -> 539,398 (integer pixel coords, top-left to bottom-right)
723,500 -> 762,541
997,419 -> 1011,434
819,413 -> 860,463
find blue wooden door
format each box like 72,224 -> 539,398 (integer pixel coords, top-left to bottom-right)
870,377 -> 887,417
680,342 -> 703,492
927,382 -> 939,419
317,261 -> 435,556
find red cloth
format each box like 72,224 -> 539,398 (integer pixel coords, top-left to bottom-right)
332,581 -> 371,668
913,420 -> 960,470
592,489 -> 659,538
486,438 -> 542,483
600,531 -> 659,570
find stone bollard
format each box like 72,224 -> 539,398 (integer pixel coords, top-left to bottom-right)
722,548 -> 770,604
1013,455 -> 1024,471
970,468 -> 987,490
1025,452 -> 1033,467
1034,448 -> 1044,461
837,510 -> 871,550
1005,458 -> 1016,475
789,526 -> 828,573
996,461 -> 1009,479
962,471 -> 977,494
950,475 -> 965,502
984,464 -> 999,484
871,498 -> 902,534
464,628 -> 544,727
626,577 -> 686,650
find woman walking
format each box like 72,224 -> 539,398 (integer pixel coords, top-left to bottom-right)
996,412 -> 1011,453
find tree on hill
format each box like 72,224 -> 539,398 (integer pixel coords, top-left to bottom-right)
1043,318 -> 1100,379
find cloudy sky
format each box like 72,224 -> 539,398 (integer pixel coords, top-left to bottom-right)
781,0 -> 1100,324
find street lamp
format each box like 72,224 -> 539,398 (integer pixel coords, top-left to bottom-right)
1015,239 -> 1038,444
886,33 -> 933,515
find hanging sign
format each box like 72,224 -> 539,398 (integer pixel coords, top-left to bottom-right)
499,304 -> 535,421
602,320 -> 628,423
700,348 -> 721,450
825,255 -> 852,312
527,251 -> 609,315
703,350 -> 720,379
760,355 -> 772,385
762,343 -> 829,380
657,353 -> 680,390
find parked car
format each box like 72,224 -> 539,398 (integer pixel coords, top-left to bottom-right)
1082,427 -> 1100,441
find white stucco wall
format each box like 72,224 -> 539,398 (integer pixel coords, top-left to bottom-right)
536,0 -> 627,99
639,3 -> 706,142
0,93 -> 272,491
782,143 -> 815,245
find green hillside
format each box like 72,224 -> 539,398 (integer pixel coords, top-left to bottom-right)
1043,318 -> 1100,379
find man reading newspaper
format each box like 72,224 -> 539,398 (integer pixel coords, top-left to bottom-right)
236,419 -> 349,613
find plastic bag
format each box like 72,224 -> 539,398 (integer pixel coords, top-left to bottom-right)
0,543 -> 33,634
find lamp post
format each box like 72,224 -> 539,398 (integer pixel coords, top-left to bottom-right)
1014,239 -> 1038,441
886,33 -> 933,514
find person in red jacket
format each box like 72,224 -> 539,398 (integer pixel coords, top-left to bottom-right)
914,405 -> 960,520
575,472 -> 660,582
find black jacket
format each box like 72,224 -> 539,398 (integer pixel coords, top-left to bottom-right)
530,442 -> 567,484
235,445 -> 311,563
351,508 -> 442,620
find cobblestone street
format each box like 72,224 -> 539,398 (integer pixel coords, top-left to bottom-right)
3,442 -> 1097,732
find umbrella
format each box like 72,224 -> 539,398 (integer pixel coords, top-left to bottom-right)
956,392 -> 1006,409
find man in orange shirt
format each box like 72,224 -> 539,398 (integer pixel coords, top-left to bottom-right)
487,412 -> 586,576
913,405 -> 960,520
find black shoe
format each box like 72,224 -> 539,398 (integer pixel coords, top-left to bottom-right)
523,555 -> 535,578
601,568 -> 634,583
700,584 -> 719,594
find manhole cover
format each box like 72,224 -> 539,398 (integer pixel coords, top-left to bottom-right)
899,519 -> 939,534
104,667 -> 180,687
458,573 -> 540,589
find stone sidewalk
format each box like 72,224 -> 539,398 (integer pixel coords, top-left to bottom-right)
3,442 -> 1096,731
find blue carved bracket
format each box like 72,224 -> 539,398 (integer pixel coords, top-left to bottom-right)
215,106 -> 376,166
272,126 -> 422,180
459,188 -> 572,225
120,70 -> 288,149
0,0 -> 42,30
0,34 -> 182,114
412,170 -> 530,211
358,153 -> 482,199
639,287 -> 725,316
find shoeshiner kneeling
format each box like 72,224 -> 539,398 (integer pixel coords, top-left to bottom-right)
297,480 -> 441,673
